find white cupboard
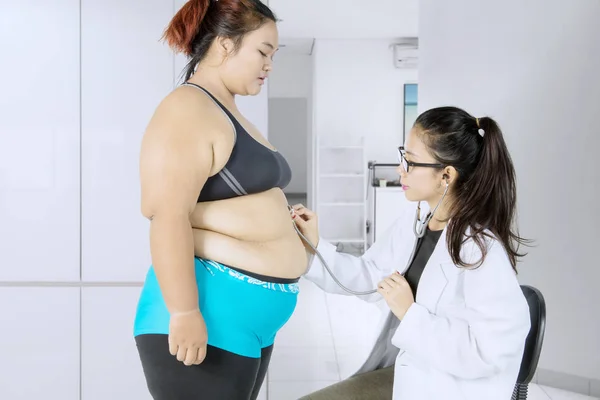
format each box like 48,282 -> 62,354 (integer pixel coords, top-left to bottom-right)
80,0 -> 173,283
0,0 -> 80,282
0,288 -> 80,400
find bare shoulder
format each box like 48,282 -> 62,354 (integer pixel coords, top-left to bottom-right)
144,86 -> 222,141
140,88 -> 213,173
139,87 -> 223,218
143,86 -> 235,167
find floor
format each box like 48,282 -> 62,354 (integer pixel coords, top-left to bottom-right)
257,194 -> 600,400
259,279 -> 599,400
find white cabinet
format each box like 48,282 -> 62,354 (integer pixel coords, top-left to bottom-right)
81,287 -> 150,400
81,0 -> 173,282
0,0 -> 80,282
316,138 -> 367,255
367,187 -> 412,246
0,288 -> 80,400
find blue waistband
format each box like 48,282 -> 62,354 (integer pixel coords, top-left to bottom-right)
199,258 -> 300,294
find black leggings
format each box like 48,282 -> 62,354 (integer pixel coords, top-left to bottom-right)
136,334 -> 272,400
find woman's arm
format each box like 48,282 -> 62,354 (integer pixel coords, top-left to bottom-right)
140,92 -> 214,314
297,207 -> 411,302
303,241 -> 388,302
391,241 -> 531,379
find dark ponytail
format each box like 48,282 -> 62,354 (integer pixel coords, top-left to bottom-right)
162,0 -> 277,82
415,107 -> 530,271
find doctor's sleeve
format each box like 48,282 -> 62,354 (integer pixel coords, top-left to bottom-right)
302,215 -> 405,303
390,242 -> 531,379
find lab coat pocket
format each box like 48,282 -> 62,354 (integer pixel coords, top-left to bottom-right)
395,353 -> 462,400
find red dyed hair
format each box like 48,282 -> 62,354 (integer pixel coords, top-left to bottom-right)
163,0 -> 277,81
162,0 -> 211,56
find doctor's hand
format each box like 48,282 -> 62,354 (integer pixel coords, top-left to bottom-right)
291,204 -> 319,247
378,273 -> 415,320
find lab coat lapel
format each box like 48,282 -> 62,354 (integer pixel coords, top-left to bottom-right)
415,228 -> 463,312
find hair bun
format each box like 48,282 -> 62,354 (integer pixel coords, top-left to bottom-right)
162,0 -> 210,56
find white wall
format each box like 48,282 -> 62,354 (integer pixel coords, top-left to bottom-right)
0,0 -> 80,283
0,1 -> 269,399
419,0 -> 600,387
313,39 -> 418,165
268,52 -> 314,195
270,0 -> 418,39
311,39 -> 417,227
269,53 -> 314,99
269,98 -> 309,193
82,0 -> 173,283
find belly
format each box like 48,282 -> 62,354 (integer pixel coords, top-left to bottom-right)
190,188 -> 308,278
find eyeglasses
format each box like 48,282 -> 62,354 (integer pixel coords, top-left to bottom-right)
397,146 -> 445,173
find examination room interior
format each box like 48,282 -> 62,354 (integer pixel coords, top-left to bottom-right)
0,0 -> 599,399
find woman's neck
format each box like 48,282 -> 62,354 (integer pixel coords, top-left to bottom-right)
187,70 -> 237,110
428,218 -> 447,232
426,196 -> 451,231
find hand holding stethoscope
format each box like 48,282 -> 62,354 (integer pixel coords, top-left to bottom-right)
291,204 -> 417,317
288,176 -> 450,300
376,272 -> 415,320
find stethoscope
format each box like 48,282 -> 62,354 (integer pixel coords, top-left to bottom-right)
413,177 -> 449,239
291,178 -> 450,296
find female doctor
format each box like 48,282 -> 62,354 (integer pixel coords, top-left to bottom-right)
293,106 -> 532,400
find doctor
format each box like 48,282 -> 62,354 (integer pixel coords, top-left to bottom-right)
293,106 -> 532,400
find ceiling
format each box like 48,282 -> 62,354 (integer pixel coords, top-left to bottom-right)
269,0 -> 419,40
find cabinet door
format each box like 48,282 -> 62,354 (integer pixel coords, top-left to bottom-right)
81,0 -> 174,282
81,287 -> 151,400
0,288 -> 80,400
0,0 -> 80,282
374,188 -> 411,242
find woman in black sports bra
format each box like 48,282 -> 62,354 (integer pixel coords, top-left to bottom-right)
133,1 -> 308,399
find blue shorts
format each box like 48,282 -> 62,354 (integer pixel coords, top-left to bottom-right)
133,258 -> 299,358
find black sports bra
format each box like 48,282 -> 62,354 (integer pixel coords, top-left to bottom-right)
182,82 -> 292,202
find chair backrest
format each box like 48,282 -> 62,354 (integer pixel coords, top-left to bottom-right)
517,285 -> 546,384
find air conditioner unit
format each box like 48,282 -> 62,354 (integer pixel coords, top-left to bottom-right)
392,38 -> 418,69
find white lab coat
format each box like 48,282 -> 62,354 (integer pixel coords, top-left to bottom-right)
303,203 -> 531,400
